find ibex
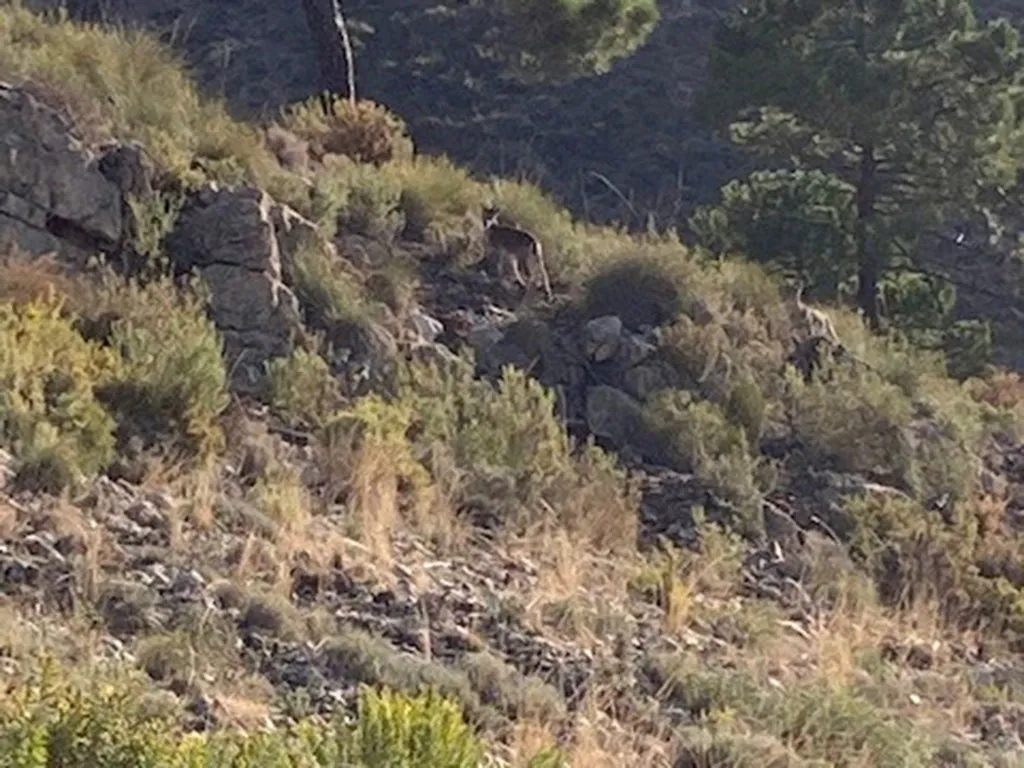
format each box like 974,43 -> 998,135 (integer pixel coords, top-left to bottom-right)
481,206 -> 553,303
788,280 -> 841,347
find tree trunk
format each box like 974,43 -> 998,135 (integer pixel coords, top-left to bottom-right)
854,143 -> 882,330
299,0 -> 357,111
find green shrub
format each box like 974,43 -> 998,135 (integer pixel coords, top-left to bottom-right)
651,657 -> 938,767
382,157 -> 487,247
319,629 -> 492,729
399,358 -> 569,495
310,156 -> 405,241
581,256 -> 688,329
0,657 -> 485,768
785,359 -> 979,504
281,95 -> 414,167
457,652 -> 566,724
290,239 -> 372,333
126,189 -> 184,273
391,353 -> 637,544
0,297 -> 118,492
340,686 -> 485,768
267,346 -> 345,430
672,725 -> 804,767
93,275 -> 229,457
643,390 -> 765,535
943,319 -> 993,381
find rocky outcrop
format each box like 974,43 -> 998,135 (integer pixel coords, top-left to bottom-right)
164,184 -> 304,393
0,82 -> 124,259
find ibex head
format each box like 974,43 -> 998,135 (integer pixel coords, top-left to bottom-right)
481,204 -> 502,230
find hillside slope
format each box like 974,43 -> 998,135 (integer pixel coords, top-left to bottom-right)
5,6 -> 1024,766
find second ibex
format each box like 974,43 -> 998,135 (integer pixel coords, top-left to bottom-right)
481,205 -> 553,303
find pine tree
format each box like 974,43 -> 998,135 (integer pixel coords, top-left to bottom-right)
696,0 -> 1024,329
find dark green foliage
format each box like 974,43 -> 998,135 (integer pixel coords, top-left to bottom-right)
696,0 -> 1024,330
487,0 -> 660,83
582,258 -> 685,329
690,169 -> 857,301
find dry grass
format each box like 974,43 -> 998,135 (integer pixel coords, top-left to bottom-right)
0,249 -> 95,313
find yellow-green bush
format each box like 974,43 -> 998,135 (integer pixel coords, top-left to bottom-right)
342,686 -> 484,768
643,390 -> 766,534
785,358 -> 980,504
290,239 -> 373,334
93,275 -> 229,457
0,659 -> 485,768
382,157 -> 487,248
398,357 -> 570,497
392,353 -> 637,543
267,346 -> 345,431
0,296 -> 118,492
281,95 -> 414,167
310,156 -> 405,242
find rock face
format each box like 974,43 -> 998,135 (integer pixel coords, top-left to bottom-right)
164,184 -> 304,393
0,82 -> 123,259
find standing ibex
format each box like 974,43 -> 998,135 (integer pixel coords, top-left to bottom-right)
481,206 -> 553,303
788,279 -> 841,347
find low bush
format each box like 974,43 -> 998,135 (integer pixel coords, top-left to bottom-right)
280,95 -> 414,167
0,295 -> 118,492
0,657 -> 485,768
289,239 -> 373,334
581,255 -> 689,329
785,357 -> 980,504
382,157 -> 487,248
310,155 -> 405,242
644,391 -> 766,535
398,356 -> 600,520
267,346 -> 346,431
650,656 -> 938,767
92,275 -> 229,457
